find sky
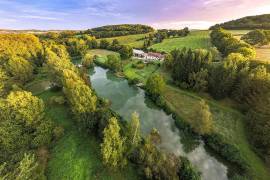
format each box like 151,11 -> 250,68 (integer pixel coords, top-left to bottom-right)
0,0 -> 269,30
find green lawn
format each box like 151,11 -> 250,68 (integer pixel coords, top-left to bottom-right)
98,33 -> 149,49
123,59 -> 160,83
88,49 -> 119,57
150,31 -> 212,53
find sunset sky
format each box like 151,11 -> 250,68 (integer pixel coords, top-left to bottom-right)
0,0 -> 270,30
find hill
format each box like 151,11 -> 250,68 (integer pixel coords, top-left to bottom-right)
85,24 -> 154,38
210,14 -> 270,30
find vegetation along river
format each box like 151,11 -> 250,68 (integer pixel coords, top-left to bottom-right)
90,66 -> 228,180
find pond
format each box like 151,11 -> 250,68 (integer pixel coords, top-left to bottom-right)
90,66 -> 228,180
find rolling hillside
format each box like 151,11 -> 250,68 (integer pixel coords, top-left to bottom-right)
210,14 -> 270,30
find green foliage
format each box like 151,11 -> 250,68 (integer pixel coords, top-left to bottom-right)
82,53 -> 94,69
7,56 -> 33,84
0,34 -> 42,66
107,54 -> 122,72
241,29 -> 270,46
100,39 -> 110,49
101,117 -> 126,170
0,69 -> 8,96
234,65 -> 270,108
126,112 -> 141,149
178,157 -> 201,180
0,153 -> 43,180
146,74 -> 165,97
190,100 -> 213,135
163,54 -> 174,70
65,38 -> 87,56
62,69 -> 97,125
0,91 -> 54,164
86,24 -> 154,38
210,28 -> 256,59
81,34 -> 98,49
204,134 -> 249,172
188,68 -> 208,92
247,93 -> 270,162
210,14 -> 270,30
208,53 -> 249,99
137,130 -> 180,179
119,45 -> 133,59
171,48 -> 212,86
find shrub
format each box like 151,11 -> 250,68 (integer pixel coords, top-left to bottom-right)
82,53 -> 94,68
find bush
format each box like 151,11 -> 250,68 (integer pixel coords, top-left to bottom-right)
178,157 -> 201,180
53,126 -> 65,140
82,53 -> 94,68
203,133 -> 250,173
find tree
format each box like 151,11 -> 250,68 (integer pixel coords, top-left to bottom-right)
62,69 -> 97,127
7,56 -> 33,84
0,69 -> 8,96
100,39 -> 110,49
82,53 -> 94,68
163,54 -> 173,70
241,29 -> 269,46
146,74 -> 165,97
107,54 -> 122,72
188,68 -> 208,92
191,100 -> 213,135
127,112 -> 141,148
101,117 -> 126,169
119,45 -> 133,59
0,153 -> 43,180
14,153 -> 42,180
171,48 -> 212,86
0,91 -> 54,163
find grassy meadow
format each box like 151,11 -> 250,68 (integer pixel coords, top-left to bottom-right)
150,30 -> 212,52
98,33 -> 149,48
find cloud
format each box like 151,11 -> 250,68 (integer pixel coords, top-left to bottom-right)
152,21 -> 217,30
19,15 -> 60,21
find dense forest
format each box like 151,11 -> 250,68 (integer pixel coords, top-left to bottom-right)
210,14 -> 270,30
84,24 -> 155,38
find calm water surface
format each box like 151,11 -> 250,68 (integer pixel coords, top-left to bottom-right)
90,66 -> 228,180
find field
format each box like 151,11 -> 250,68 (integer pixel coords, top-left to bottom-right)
150,30 -> 212,53
98,33 -> 149,48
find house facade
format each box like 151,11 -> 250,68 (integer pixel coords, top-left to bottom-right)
133,49 -> 165,62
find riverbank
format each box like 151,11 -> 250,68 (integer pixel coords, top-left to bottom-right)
94,54 -> 270,179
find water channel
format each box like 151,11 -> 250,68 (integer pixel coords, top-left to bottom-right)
90,66 -> 228,180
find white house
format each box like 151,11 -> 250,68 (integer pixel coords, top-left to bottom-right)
133,49 -> 165,62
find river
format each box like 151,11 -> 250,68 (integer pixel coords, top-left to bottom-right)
90,66 -> 228,180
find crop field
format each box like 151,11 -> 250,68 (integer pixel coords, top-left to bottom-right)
150,31 -> 212,53
98,33 -> 149,48
255,46 -> 270,62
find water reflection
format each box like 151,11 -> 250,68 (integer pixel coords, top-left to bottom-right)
90,67 -> 228,180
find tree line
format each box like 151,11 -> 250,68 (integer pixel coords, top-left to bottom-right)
210,14 -> 270,30
210,28 -> 256,59
241,29 -> 270,46
84,24 -> 155,38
